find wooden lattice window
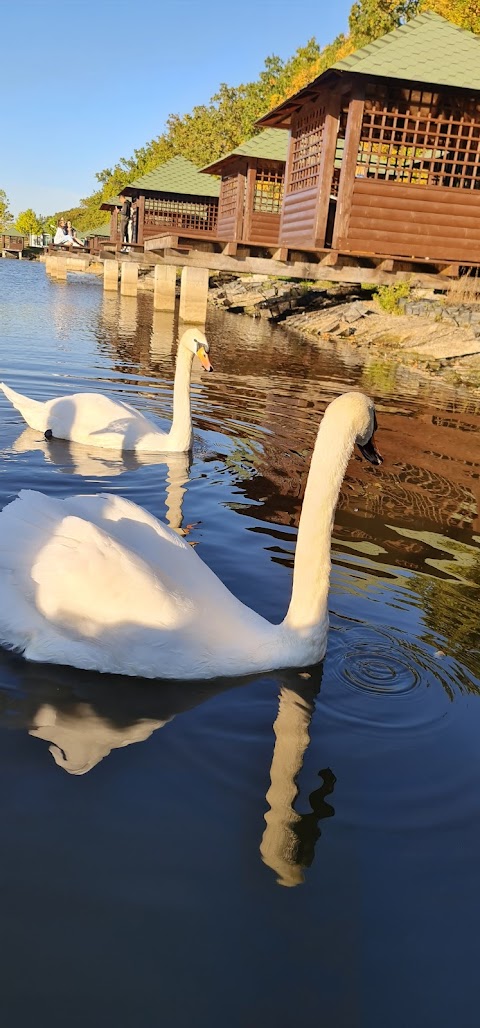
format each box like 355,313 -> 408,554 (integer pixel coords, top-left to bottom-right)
144,195 -> 218,232
288,101 -> 327,193
220,175 -> 239,218
357,83 -> 480,190
253,166 -> 284,213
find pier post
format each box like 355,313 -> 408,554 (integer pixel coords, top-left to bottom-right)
45,255 -> 57,276
179,266 -> 209,324
103,259 -> 119,291
54,254 -> 67,280
121,261 -> 138,297
154,265 -> 176,311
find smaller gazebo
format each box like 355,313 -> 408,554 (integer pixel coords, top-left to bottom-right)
101,156 -> 220,248
1,226 -> 24,255
201,129 -> 288,247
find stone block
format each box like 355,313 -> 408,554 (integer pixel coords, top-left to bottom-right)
103,259 -> 119,291
120,261 -> 138,297
154,265 -> 176,311
179,266 -> 209,324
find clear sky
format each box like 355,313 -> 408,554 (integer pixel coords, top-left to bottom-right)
3,0 -> 352,217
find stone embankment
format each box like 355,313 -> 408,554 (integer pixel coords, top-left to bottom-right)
208,274 -> 480,391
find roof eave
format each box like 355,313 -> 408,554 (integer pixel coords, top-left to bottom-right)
256,69 -> 342,128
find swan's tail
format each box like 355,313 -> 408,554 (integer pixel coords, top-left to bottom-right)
0,382 -> 47,431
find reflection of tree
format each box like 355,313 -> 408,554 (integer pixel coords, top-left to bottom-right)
261,676 -> 336,887
392,527 -> 480,685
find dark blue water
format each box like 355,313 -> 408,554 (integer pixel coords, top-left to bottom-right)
1,259 -> 480,1027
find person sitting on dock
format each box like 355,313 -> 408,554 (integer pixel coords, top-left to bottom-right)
53,218 -> 81,247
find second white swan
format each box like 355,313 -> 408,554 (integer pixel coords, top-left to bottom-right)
0,327 -> 212,453
0,391 -> 382,680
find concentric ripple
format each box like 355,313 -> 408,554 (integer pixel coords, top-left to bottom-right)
343,640 -> 420,694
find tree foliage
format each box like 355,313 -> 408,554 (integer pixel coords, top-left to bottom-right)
0,189 -> 14,229
420,0 -> 480,32
15,208 -> 43,236
349,0 -> 420,47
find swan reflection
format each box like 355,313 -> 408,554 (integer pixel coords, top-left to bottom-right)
261,675 -> 335,887
0,657 -> 334,885
11,429 -> 191,534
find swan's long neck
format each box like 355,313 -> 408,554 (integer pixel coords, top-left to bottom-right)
283,406 -> 357,639
167,344 -> 195,451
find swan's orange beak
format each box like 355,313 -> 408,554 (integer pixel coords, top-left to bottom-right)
196,345 -> 213,372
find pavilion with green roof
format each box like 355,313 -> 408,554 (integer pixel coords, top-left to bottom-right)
101,155 -> 220,248
1,225 -> 24,255
257,13 -> 480,265
201,129 -> 288,247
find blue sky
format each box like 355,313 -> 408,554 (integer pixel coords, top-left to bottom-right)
3,0 -> 352,217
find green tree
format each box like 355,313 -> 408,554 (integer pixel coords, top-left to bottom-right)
0,189 -> 14,229
420,0 -> 480,32
349,0 -> 420,47
15,208 -> 43,236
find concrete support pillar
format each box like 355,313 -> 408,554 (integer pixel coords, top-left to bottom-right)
18,251 -> 23,260
54,254 -> 67,280
121,261 -> 138,296
104,259 -> 119,291
45,255 -> 56,276
179,266 -> 209,324
154,264 -> 176,311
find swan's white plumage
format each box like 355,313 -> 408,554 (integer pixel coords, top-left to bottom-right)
0,327 -> 210,453
0,392 -> 380,680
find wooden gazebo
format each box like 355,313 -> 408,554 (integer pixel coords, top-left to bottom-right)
201,129 -> 288,247
101,156 -> 220,249
1,226 -> 24,255
257,13 -> 480,265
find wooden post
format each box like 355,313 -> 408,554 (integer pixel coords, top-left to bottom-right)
136,194 -> 145,246
243,160 -> 257,243
154,264 -> 176,311
314,91 -> 341,248
332,83 -> 365,250
103,259 -> 119,291
179,266 -> 209,323
121,261 -> 138,296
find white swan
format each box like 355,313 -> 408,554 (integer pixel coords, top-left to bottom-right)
0,328 -> 212,453
0,391 -> 382,680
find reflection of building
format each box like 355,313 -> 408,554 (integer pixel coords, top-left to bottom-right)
258,12 -> 480,263
201,129 -> 287,248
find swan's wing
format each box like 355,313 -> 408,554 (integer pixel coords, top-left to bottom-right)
0,491 -> 198,639
29,514 -> 191,636
46,393 -> 166,448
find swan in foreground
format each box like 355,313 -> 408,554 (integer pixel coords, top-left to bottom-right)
0,328 -> 212,453
0,392 -> 382,679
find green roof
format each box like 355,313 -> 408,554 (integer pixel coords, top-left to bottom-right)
125,155 -> 220,197
1,224 -> 23,237
201,129 -> 288,174
100,195 -> 122,210
333,12 -> 480,91
82,222 -> 111,237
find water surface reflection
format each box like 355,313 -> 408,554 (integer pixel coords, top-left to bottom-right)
2,260 -> 480,1026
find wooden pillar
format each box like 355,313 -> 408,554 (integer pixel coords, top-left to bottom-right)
243,159 -> 257,243
179,266 -> 209,324
121,261 -> 138,296
332,83 -> 365,251
136,194 -> 145,246
103,258 -> 119,291
154,265 -> 176,311
314,91 -> 341,248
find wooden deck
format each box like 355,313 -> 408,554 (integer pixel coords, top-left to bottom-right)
143,233 -> 472,288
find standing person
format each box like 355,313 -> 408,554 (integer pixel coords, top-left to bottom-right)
119,195 -> 131,252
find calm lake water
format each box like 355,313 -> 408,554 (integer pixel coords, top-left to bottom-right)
1,259 -> 480,1026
